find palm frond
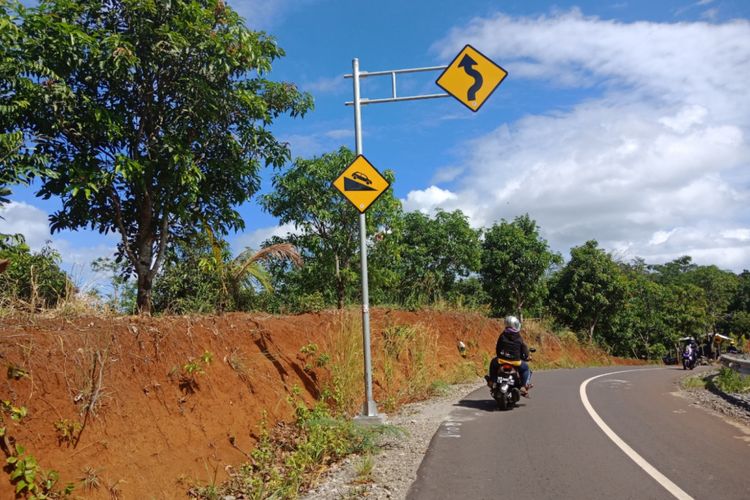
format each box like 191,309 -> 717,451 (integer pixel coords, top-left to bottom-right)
232,243 -> 302,280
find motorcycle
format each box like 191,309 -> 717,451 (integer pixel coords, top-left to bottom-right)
489,348 -> 534,411
682,350 -> 696,370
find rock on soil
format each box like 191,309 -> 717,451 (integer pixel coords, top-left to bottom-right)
301,379 -> 485,500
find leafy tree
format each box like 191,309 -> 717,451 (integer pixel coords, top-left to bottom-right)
480,214 -> 561,318
611,261 -> 708,359
684,265 -> 738,331
152,234 -> 228,314
549,240 -> 627,343
0,1 -> 51,206
650,257 -> 737,332
384,209 -> 481,307
0,234 -> 70,309
261,147 -> 401,309
728,270 -> 750,338
16,0 -> 312,313
648,255 -> 697,285
152,229 -> 301,314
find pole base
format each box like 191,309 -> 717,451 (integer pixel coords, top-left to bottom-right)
353,400 -> 385,425
354,413 -> 386,426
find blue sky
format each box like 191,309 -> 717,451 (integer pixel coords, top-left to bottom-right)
2,0 -> 750,290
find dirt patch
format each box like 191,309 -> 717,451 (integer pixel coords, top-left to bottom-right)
0,309 -> 634,498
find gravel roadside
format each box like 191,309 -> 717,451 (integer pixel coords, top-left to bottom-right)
301,379 -> 485,500
678,369 -> 750,428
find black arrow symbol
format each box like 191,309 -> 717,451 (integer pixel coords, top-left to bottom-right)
458,54 -> 483,101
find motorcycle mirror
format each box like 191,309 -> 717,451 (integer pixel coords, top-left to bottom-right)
529,347 -> 537,353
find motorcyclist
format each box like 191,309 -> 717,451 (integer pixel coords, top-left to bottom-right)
485,315 -> 533,397
727,341 -> 739,354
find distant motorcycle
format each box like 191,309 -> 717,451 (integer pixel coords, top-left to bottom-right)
682,350 -> 696,370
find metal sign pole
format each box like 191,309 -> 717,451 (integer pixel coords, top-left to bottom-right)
352,58 -> 378,419
342,54 -> 496,420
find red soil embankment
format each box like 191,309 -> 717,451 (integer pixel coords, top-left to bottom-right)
0,309 -> 637,498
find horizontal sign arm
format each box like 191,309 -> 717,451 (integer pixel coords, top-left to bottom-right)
344,64 -> 450,107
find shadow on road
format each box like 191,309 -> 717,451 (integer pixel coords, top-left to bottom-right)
453,398 -> 500,412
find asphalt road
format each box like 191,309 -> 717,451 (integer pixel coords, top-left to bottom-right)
407,366 -> 750,500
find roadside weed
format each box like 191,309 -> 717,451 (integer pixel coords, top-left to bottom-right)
353,453 -> 375,484
681,375 -> 707,390
715,367 -> 750,393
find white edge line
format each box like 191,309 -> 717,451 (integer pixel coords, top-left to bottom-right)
580,368 -> 694,500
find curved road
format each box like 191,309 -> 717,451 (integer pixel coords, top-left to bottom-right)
407,366 -> 750,500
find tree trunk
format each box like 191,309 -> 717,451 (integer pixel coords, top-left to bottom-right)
136,269 -> 153,315
135,234 -> 155,315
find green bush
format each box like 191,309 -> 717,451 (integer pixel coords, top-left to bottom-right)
715,367 -> 750,393
0,235 -> 70,309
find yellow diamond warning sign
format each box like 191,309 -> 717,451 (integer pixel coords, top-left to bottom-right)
332,155 -> 390,213
436,44 -> 507,112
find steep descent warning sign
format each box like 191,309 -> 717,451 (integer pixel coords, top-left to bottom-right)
332,155 -> 390,213
436,44 -> 507,112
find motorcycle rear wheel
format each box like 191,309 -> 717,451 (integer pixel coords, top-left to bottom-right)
495,395 -> 509,411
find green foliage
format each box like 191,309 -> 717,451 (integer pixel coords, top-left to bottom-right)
199,402 -> 394,499
715,367 -> 750,393
4,444 -> 71,499
152,235 -> 231,314
15,0 -> 312,313
550,240 -> 628,343
385,209 -> 482,307
681,375 -> 707,390
480,214 -> 561,318
152,233 -> 300,314
54,419 -> 82,446
90,257 -> 136,313
728,270 -> 750,338
261,147 -> 402,309
0,234 -> 71,309
0,1 -> 54,207
1,400 -> 27,422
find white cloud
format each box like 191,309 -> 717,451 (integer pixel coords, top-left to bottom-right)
433,10 -> 750,123
0,201 -> 52,249
649,229 -> 676,246
411,11 -> 750,271
402,186 -> 459,213
231,222 -> 300,253
721,229 -> 750,241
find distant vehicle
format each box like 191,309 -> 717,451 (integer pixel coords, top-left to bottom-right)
351,171 -> 373,185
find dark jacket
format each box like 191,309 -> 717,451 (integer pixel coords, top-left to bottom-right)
496,327 -> 530,362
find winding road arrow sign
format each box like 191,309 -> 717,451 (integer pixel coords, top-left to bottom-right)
436,45 -> 507,112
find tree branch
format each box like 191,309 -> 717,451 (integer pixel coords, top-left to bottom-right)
109,187 -> 138,268
149,212 -> 170,280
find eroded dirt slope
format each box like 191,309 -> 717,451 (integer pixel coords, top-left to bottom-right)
0,309 -> 632,498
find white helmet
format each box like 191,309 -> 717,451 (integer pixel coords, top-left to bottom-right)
504,315 -> 521,331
